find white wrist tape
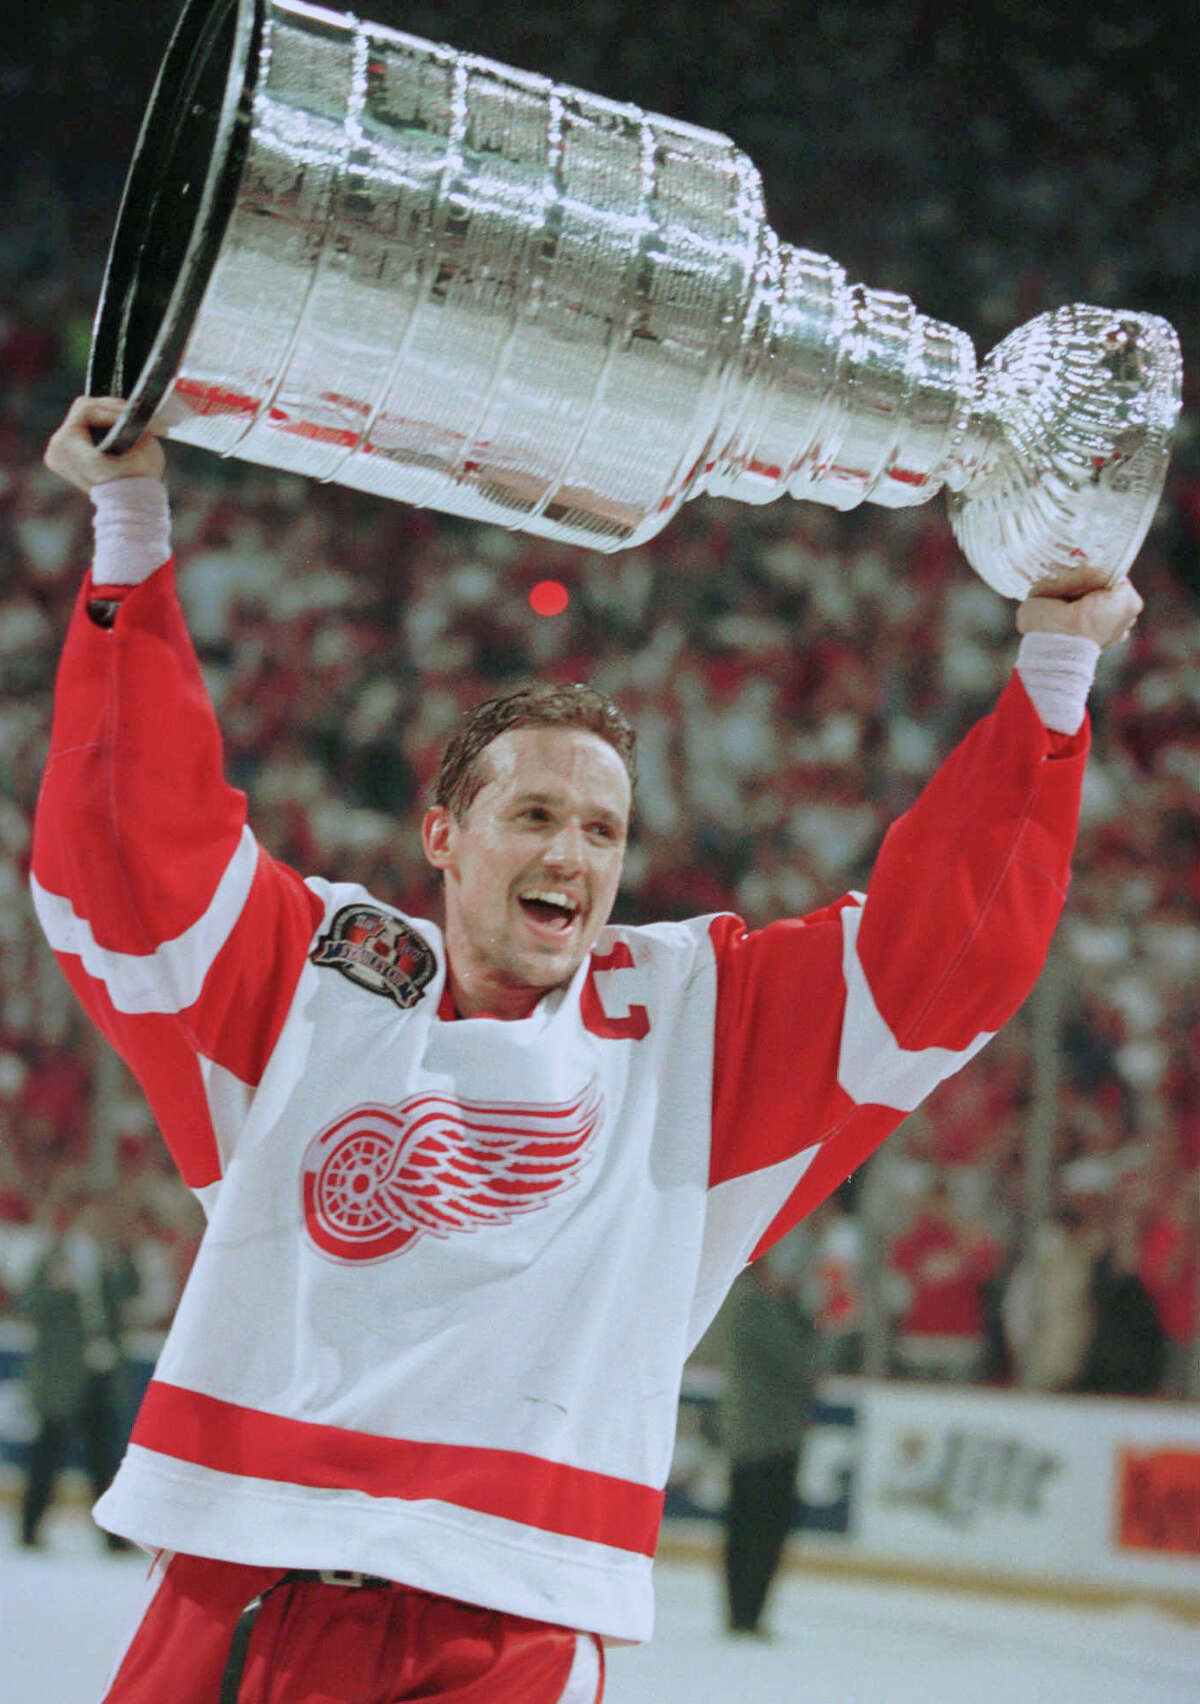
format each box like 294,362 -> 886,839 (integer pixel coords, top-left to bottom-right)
1015,630 -> 1101,735
91,477 -> 172,586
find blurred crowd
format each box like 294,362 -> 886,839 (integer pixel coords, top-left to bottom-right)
1,0 -> 1197,1394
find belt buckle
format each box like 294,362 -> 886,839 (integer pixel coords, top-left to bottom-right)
318,1569 -> 367,1588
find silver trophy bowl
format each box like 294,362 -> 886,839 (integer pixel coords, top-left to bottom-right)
89,0 -> 1183,596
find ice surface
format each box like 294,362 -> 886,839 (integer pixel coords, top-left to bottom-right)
608,1558 -> 1200,1704
4,1509 -> 1199,1703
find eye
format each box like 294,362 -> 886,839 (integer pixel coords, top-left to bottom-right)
521,806 -> 551,824
588,821 -> 618,842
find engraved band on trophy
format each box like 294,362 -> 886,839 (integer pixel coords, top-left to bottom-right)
89,0 -> 1183,598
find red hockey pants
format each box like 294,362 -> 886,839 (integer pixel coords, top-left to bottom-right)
100,1553 -> 605,1703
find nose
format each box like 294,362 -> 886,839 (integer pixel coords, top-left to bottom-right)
543,820 -> 585,872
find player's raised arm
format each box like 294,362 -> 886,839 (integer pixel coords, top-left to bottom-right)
705,580 -> 1138,1261
32,399 -> 322,1193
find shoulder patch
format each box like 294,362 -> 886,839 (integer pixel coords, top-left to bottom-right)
310,906 -> 436,1010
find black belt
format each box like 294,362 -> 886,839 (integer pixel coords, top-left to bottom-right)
220,1571 -> 395,1704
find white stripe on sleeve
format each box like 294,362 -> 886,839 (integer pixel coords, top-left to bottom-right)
198,1054 -> 254,1174
688,1145 -> 820,1350
30,825 -> 259,1015
836,901 -> 993,1112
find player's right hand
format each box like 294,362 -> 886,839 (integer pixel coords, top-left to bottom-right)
44,396 -> 166,493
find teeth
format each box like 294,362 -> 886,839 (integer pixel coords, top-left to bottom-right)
521,888 -> 579,914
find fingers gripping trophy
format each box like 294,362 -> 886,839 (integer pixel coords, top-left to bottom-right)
89,0 -> 1182,599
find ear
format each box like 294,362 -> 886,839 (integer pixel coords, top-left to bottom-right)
421,805 -> 456,873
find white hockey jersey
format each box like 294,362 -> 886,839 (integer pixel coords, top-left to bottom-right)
31,560 -> 1088,1641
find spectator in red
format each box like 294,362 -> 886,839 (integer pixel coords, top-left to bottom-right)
1137,1157 -> 1199,1397
888,1179 -> 1003,1381
809,1191 -> 864,1373
20,1047 -> 90,1153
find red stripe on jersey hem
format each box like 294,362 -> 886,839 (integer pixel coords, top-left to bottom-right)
131,1381 -> 664,1557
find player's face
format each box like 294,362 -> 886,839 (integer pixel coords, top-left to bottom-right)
422,726 -> 631,1018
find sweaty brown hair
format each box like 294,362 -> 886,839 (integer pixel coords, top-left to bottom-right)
434,682 -> 637,820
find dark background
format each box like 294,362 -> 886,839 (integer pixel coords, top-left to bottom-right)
3,0 -> 1198,430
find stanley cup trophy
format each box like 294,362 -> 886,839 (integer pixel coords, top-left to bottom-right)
89,0 -> 1183,597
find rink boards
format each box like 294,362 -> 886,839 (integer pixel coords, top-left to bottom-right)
668,1366 -> 1200,1614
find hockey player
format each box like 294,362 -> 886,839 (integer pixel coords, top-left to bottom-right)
34,395 -> 1140,1702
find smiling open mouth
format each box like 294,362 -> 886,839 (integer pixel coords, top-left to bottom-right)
518,892 -> 580,932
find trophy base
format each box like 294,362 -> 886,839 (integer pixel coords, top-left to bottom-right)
945,307 -> 1182,600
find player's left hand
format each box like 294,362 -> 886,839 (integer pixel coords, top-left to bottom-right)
1015,579 -> 1143,651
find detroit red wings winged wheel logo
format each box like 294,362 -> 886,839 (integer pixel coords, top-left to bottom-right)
301,1083 -> 604,1263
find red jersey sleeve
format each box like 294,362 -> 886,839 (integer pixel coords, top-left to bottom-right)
708,670 -> 1088,1258
31,564 -> 323,1188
